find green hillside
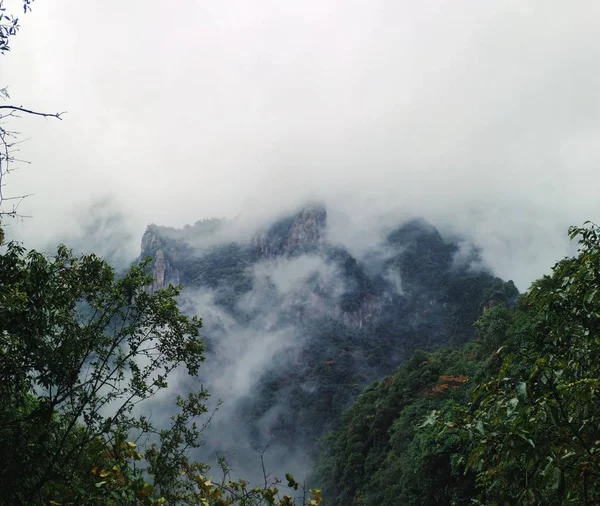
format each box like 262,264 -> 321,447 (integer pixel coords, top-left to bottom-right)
317,222 -> 600,505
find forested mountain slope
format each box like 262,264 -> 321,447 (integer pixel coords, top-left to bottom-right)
140,205 -> 517,471
317,223 -> 600,506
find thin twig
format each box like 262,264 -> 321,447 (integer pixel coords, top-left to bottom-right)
0,105 -> 66,119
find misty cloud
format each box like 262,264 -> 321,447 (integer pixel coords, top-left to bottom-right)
451,240 -> 487,274
1,0 -> 598,290
252,255 -> 337,297
179,252 -> 344,413
155,251 -> 349,481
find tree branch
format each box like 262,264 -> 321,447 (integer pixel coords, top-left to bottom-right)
0,105 -> 66,120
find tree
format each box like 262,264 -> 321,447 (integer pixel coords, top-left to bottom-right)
0,0 -> 65,220
443,222 -> 600,505
0,241 -> 205,503
0,241 -> 323,505
0,0 -> 34,53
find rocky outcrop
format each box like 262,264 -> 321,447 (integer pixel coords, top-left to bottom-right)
251,204 -> 327,257
150,249 -> 180,291
140,228 -> 160,255
282,286 -> 383,330
140,227 -> 180,292
285,205 -> 326,251
340,294 -> 384,330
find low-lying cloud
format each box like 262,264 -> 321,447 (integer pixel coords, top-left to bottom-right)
1,0 -> 597,290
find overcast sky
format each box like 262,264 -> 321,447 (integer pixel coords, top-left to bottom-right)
2,0 -> 600,288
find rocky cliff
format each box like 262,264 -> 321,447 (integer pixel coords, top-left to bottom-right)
250,204 -> 326,257
140,226 -> 183,292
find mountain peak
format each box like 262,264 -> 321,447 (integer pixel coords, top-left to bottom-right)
251,203 -> 327,257
286,203 -> 327,250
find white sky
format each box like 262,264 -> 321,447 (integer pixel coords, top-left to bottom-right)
2,0 -> 600,288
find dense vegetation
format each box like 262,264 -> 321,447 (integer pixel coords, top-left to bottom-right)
318,222 -> 600,505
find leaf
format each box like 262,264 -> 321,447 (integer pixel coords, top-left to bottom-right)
507,397 -> 519,416
548,404 -> 560,426
285,472 -> 298,489
418,410 -> 439,429
553,467 -> 565,496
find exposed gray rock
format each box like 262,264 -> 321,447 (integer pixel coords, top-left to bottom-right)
150,249 -> 180,291
141,229 -> 181,291
251,204 -> 327,257
284,205 -> 326,252
340,295 -> 384,330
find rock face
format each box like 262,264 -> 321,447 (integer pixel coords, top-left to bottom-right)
251,204 -> 327,257
151,249 -> 180,292
140,228 -> 159,254
140,227 -> 181,291
340,294 -> 383,329
139,205 -> 385,326
137,209 -> 517,337
284,204 -> 326,251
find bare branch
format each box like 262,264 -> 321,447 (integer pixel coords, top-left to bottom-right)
259,434 -> 275,489
0,101 -> 65,220
0,105 -> 66,120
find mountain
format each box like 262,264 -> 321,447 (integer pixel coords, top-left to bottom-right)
316,222 -> 600,505
138,204 -> 518,478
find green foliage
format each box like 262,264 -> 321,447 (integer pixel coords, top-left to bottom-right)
0,241 -> 206,503
453,222 -> 600,505
316,344 -> 484,506
319,222 -> 600,506
0,240 -> 323,505
185,243 -> 255,309
0,0 -> 34,54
